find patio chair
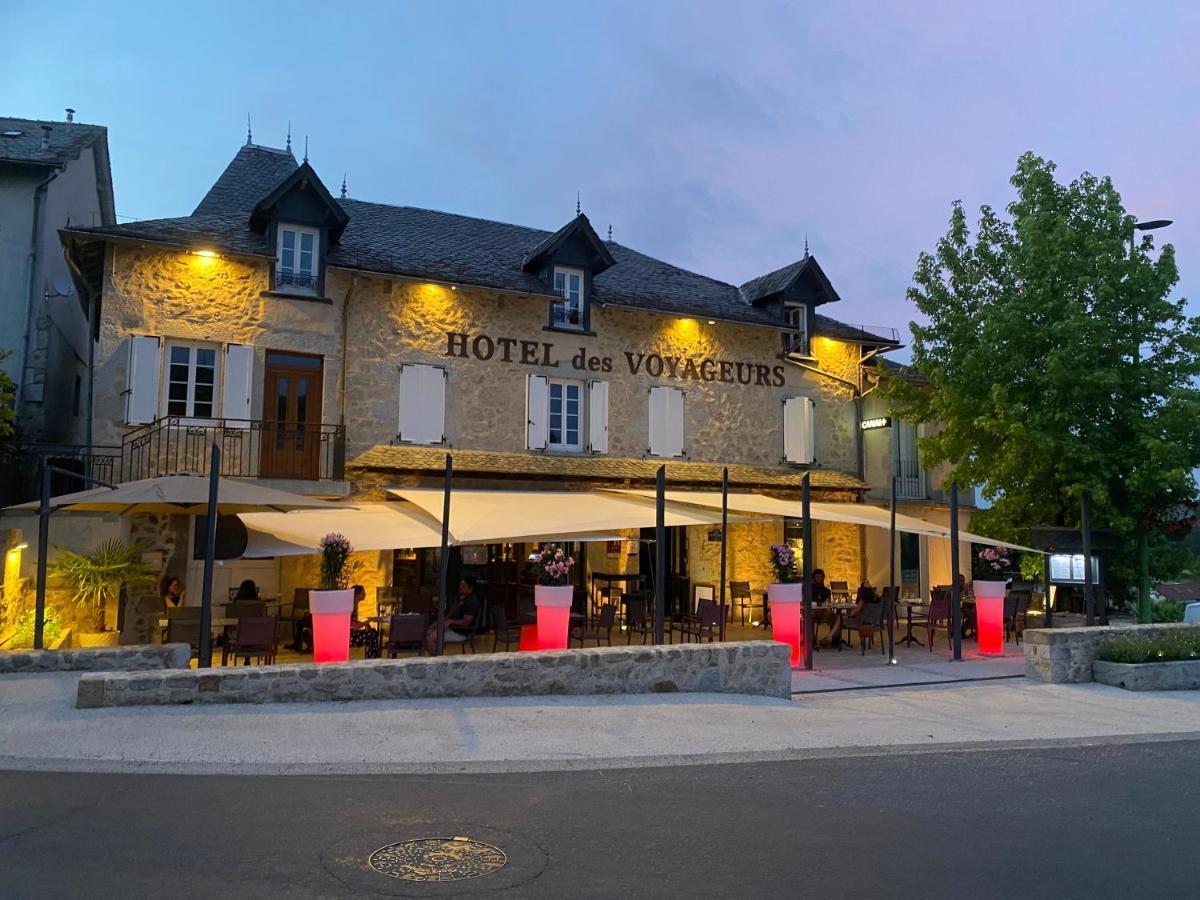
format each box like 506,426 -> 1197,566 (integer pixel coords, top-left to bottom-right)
453,597 -> 489,654
675,600 -> 723,643
490,606 -> 522,652
288,587 -> 312,625
223,600 -> 267,619
850,600 -> 887,656
164,609 -> 202,658
572,604 -> 617,647
384,613 -> 427,658
729,581 -> 759,625
1005,590 -> 1032,643
623,595 -> 654,645
227,615 -> 278,666
926,589 -> 952,651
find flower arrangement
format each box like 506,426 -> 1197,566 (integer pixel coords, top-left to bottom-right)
534,544 -> 575,586
319,533 -> 360,589
769,542 -> 799,584
974,546 -> 1014,579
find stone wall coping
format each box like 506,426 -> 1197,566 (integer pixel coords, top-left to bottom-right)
0,644 -> 192,674
77,641 -> 792,708
1092,658 -> 1200,691
1024,623 -> 1200,645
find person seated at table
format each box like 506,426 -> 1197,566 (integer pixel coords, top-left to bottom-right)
160,575 -> 186,611
349,584 -> 381,659
425,577 -> 481,653
234,579 -> 259,601
957,572 -> 971,598
829,580 -> 880,646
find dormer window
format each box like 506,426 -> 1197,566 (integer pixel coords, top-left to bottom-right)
552,266 -> 585,330
784,302 -> 809,355
277,223 -> 319,294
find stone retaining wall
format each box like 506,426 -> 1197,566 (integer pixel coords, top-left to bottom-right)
1024,624 -> 1200,683
77,641 -> 791,708
1092,659 -> 1200,691
1,643 -> 192,674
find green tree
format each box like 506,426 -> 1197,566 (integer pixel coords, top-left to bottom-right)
885,153 -> 1200,619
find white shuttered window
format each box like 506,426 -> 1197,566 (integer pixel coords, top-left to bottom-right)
587,380 -> 608,454
648,386 -> 684,458
221,344 -> 254,427
783,396 -> 815,464
124,335 -> 161,425
526,374 -> 549,450
397,363 -> 446,445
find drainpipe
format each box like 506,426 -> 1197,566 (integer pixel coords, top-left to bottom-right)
16,169 -> 61,420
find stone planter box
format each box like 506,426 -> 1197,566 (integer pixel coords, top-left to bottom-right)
1092,659 -> 1200,691
1024,623 -> 1200,683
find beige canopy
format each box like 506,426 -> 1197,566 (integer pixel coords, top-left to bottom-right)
5,473 -> 340,515
614,489 -> 1040,553
389,487 -> 760,545
239,490 -> 746,557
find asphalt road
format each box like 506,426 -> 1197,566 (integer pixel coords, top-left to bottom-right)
1,739 -> 1196,899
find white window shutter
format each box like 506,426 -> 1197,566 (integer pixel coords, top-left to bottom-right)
221,344 -> 254,427
124,335 -> 160,425
587,380 -> 609,454
784,396 -> 815,464
526,374 -> 549,450
648,386 -> 684,458
398,364 -> 446,445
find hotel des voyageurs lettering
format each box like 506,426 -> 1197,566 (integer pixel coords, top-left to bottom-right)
40,136 -> 970,640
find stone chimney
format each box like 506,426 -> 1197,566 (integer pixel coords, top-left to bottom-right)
65,108 -> 75,123
40,125 -> 51,149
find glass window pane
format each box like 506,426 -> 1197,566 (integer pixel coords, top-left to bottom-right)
282,230 -> 295,250
194,400 -> 213,418
168,383 -> 187,401
554,271 -> 565,293
167,399 -> 186,416
194,384 -> 213,404
196,348 -> 215,367
170,346 -> 190,364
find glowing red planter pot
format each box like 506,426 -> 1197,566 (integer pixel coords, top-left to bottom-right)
534,585 -> 574,650
973,580 -> 1007,655
309,589 -> 354,664
769,582 -> 805,667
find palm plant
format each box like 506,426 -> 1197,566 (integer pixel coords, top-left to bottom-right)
48,539 -> 156,632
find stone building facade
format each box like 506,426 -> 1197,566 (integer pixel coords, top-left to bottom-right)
25,136 -> 968,643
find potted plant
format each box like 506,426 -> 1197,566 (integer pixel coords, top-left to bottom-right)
309,533 -> 360,664
48,539 -> 154,647
768,542 -> 804,666
973,547 -> 1014,655
533,544 -> 575,650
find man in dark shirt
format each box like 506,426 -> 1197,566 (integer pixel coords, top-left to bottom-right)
425,576 -> 482,652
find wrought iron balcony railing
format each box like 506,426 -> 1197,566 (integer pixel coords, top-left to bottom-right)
275,268 -> 318,291
119,417 -> 345,483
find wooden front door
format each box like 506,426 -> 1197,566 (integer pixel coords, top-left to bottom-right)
259,351 -> 323,480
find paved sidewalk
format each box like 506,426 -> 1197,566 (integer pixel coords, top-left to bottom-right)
2,670 -> 1198,775
791,644 -> 1026,692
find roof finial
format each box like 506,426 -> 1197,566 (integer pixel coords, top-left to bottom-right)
246,113 -> 252,146
576,191 -> 581,216
286,121 -> 292,153
607,224 -> 613,241
804,233 -> 810,257
303,135 -> 309,164
340,173 -> 347,199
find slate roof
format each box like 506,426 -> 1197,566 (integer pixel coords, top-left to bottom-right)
63,140 -> 893,339
0,116 -> 107,167
351,445 -> 868,492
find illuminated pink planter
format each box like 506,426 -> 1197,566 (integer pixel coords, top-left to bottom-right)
769,583 -> 805,667
534,585 -> 574,650
309,589 -> 354,664
974,580 -> 1007,655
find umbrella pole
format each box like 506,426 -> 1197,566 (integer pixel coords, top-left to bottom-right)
198,444 -> 221,668
34,459 -> 51,649
654,465 -> 666,645
719,467 -> 728,642
435,453 -> 452,656
802,472 -> 814,671
887,433 -> 898,664
950,481 -> 962,661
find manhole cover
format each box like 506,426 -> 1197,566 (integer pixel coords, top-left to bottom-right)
368,837 -> 507,882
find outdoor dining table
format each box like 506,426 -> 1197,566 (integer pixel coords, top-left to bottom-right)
895,600 -> 930,647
